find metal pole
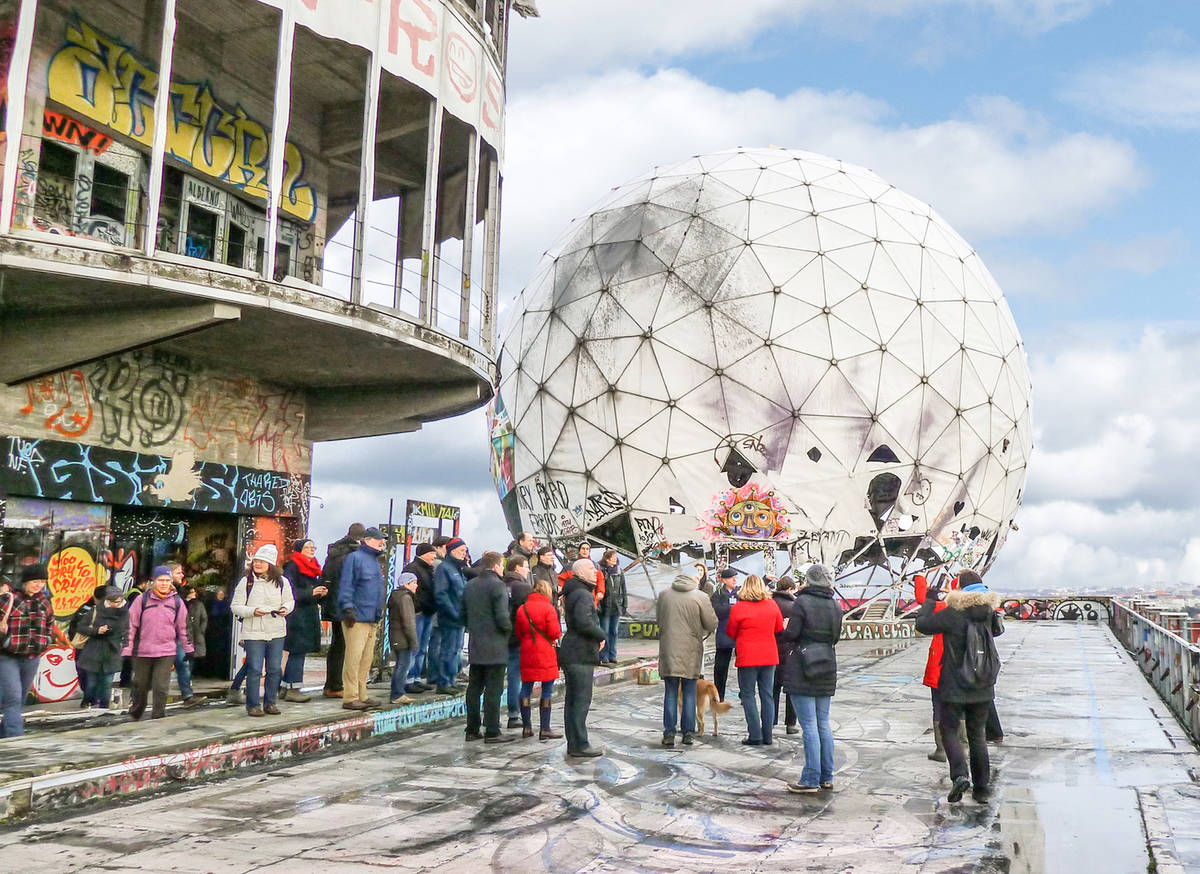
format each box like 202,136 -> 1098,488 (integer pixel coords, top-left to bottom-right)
0,0 -> 40,236
263,6 -> 295,282
143,0 -> 177,257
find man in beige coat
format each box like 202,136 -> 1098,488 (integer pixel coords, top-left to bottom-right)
657,572 -> 718,746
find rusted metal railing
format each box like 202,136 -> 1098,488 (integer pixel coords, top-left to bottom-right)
1111,598 -> 1200,744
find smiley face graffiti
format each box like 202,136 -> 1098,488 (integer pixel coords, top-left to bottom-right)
700,483 -> 790,542
33,646 -> 80,702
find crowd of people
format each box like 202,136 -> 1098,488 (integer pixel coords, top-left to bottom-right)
0,525 -> 1004,802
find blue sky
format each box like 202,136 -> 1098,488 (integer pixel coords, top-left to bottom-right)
312,0 -> 1200,591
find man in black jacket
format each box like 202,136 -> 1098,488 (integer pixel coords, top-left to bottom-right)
503,555 -> 533,728
462,551 -> 516,743
320,522 -> 364,697
770,578 -> 798,735
710,568 -> 739,700
559,559 -> 606,757
402,543 -> 437,691
915,572 -> 1003,803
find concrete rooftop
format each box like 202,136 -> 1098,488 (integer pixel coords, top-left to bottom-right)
7,622 -> 1200,872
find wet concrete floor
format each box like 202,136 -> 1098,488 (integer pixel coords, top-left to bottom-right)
6,622 -> 1199,873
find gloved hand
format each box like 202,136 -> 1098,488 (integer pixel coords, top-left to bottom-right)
343,609 -> 357,628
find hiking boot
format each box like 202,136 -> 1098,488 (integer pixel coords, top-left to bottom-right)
183,694 -> 205,707
567,746 -> 603,758
485,734 -> 517,744
947,776 -> 971,803
282,688 -> 311,703
662,732 -> 676,747
263,704 -> 281,715
225,689 -> 244,706
682,733 -> 695,746
246,707 -> 265,717
342,700 -> 369,711
928,722 -> 947,762
539,728 -> 563,740
391,695 -> 415,705
522,725 -> 534,738
362,697 -> 383,709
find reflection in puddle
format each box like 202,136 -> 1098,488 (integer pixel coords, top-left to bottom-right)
992,787 -> 1044,873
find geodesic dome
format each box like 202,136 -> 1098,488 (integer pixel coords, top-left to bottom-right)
489,147 -> 1032,578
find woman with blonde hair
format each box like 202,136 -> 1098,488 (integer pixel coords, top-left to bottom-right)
726,574 -> 784,745
514,578 -> 563,740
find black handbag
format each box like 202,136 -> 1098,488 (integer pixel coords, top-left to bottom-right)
797,640 -> 836,679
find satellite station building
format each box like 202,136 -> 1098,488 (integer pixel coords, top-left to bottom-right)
0,0 -> 518,664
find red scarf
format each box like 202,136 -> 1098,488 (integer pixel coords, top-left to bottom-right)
290,552 -> 322,579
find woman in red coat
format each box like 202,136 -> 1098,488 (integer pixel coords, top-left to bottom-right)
515,579 -> 562,740
726,575 -> 784,746
916,570 -> 959,761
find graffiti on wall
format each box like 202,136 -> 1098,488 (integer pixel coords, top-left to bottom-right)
47,18 -> 317,222
0,435 -> 311,517
700,482 -> 790,542
841,621 -> 916,642
633,515 -> 672,559
47,544 -> 103,617
486,394 -> 514,500
1001,598 -> 1110,622
32,645 -> 80,703
7,350 -> 310,474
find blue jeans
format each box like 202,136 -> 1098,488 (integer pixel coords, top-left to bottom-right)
506,645 -> 522,715
231,661 -> 247,691
243,637 -> 285,710
663,676 -> 697,735
425,621 -> 444,682
0,654 -> 39,737
793,694 -> 835,785
600,611 -> 620,662
175,644 -> 193,698
81,669 -> 115,707
738,665 -> 776,743
409,613 -> 435,681
390,649 -> 412,699
435,625 -> 464,688
520,679 -> 555,699
282,651 -> 306,687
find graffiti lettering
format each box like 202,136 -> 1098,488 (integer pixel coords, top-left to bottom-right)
20,370 -> 94,437
43,109 -> 112,154
48,545 -> 102,617
584,488 -> 624,525
89,351 -> 190,449
840,621 -> 915,641
534,478 -> 569,511
388,0 -> 439,78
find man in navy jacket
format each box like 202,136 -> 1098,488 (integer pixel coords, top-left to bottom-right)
338,527 -> 388,710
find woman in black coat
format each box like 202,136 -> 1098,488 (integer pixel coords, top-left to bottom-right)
782,564 -> 843,794
281,539 -> 327,703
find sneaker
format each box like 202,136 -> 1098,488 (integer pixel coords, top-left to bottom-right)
361,697 -> 383,709
282,689 -> 311,703
225,689 -> 244,706
391,695 -> 415,705
507,716 -> 522,729
263,704 -> 281,715
820,781 -> 834,790
786,725 -> 799,735
247,707 -> 265,717
79,700 -> 92,710
342,700 -> 369,711
485,734 -> 517,744
323,689 -> 343,698
435,686 -> 458,695
786,782 -> 819,794
947,776 -> 971,803
682,733 -> 695,746
567,746 -> 604,758
405,683 -> 428,695
183,694 -> 206,707
662,733 -> 676,747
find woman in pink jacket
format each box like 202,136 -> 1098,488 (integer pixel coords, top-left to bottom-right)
122,566 -> 191,720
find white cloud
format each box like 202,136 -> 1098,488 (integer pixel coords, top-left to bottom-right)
1063,53 -> 1200,129
499,69 -> 1144,295
508,0 -> 1108,82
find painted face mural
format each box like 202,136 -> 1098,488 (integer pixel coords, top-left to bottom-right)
702,484 -> 790,542
34,646 -> 80,702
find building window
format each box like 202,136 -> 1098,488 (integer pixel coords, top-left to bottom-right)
90,163 -> 129,226
225,222 -> 246,268
35,140 -> 77,227
185,205 -> 219,260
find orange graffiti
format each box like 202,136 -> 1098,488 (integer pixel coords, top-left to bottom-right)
48,546 -> 103,617
20,370 -> 94,437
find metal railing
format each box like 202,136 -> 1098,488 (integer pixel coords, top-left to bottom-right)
1111,598 -> 1200,744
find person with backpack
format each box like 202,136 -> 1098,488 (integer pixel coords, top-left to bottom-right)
122,567 -> 192,721
77,585 -> 129,709
515,578 -> 562,740
915,570 -> 1004,803
782,564 -> 844,793
0,565 -> 56,736
231,546 -> 294,717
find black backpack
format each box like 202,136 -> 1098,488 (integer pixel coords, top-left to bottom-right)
956,617 -> 1000,689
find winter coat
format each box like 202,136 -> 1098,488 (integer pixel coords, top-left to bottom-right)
404,556 -> 437,616
914,574 -> 949,688
388,586 -> 419,651
656,574 -> 718,679
504,572 -> 532,648
727,598 -> 784,668
123,589 -> 192,658
600,565 -> 628,616
771,591 -> 796,664
433,555 -> 469,628
559,574 -> 605,666
782,584 -> 843,698
532,561 -> 560,608
320,536 -> 358,621
0,589 -> 55,658
77,603 -> 128,673
185,599 -> 208,659
462,569 -> 511,666
711,584 -> 739,649
915,588 -> 1004,704
337,544 -> 387,623
283,560 -> 323,654
515,591 -> 561,682
231,574 -> 295,641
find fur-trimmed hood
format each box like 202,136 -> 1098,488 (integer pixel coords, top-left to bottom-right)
945,588 -> 1000,621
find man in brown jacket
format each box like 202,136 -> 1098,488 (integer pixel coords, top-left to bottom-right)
387,573 -> 420,705
657,572 -> 718,746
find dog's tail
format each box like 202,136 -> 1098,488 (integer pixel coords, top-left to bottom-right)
712,700 -> 733,714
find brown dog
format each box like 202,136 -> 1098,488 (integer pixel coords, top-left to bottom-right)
679,677 -> 733,736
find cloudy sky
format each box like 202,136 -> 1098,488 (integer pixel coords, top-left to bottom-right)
311,0 -> 1200,592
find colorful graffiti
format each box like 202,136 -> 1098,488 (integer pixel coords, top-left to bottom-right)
487,394 -> 515,500
47,18 -> 316,222
20,370 -> 94,438
700,482 -> 790,542
841,621 -> 916,642
42,109 -> 112,155
47,544 -> 104,617
32,645 -> 80,703
1001,598 -> 1110,622
634,515 -> 672,559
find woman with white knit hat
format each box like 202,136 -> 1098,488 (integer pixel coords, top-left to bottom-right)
231,544 -> 294,717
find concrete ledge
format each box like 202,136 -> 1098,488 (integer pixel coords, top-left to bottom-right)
0,656 -> 670,822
